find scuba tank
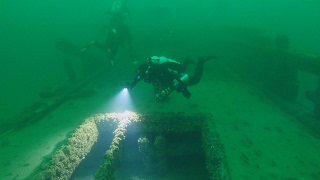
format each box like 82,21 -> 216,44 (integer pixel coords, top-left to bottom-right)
156,74 -> 191,102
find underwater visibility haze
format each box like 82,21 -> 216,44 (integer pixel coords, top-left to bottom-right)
1,0 -> 320,179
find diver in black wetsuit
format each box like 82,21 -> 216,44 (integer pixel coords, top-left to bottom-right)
126,55 -> 219,102
81,0 -> 135,66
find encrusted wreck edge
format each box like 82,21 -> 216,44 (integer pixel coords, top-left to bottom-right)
28,111 -> 231,180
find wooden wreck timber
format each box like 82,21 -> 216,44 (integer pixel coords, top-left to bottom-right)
28,112 -> 230,180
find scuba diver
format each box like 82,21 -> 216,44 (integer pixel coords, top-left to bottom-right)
81,0 -> 135,66
126,55 -> 219,102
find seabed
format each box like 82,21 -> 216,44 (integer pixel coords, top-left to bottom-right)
1,79 -> 320,180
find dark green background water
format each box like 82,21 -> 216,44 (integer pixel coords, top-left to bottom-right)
1,0 -> 319,120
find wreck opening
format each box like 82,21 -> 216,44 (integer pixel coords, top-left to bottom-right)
31,112 -> 229,180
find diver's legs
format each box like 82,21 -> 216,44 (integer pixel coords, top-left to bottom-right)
188,64 -> 203,86
182,57 -> 196,72
188,56 -> 218,86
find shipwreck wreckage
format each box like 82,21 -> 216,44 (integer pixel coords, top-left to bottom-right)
2,39 -> 320,180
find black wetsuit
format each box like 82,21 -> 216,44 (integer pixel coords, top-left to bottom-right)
128,56 -> 207,99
